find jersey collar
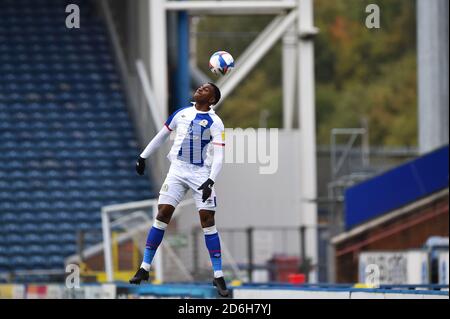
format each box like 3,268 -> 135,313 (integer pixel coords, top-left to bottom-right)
191,102 -> 215,114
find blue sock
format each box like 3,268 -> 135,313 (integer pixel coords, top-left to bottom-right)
204,226 -> 223,278
141,220 -> 167,271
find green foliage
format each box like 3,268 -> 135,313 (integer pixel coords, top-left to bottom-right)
195,0 -> 417,146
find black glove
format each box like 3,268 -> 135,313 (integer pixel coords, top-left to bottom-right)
197,178 -> 214,202
136,156 -> 146,175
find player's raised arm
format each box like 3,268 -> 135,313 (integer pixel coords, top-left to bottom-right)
209,121 -> 225,182
198,120 -> 225,202
135,127 -> 170,175
135,110 -> 181,175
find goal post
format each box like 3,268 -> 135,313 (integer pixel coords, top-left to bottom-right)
101,198 -> 196,283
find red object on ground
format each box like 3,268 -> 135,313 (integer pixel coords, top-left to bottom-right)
288,273 -> 306,284
268,256 -> 300,282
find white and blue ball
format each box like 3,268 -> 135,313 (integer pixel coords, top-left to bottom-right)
209,51 -> 234,76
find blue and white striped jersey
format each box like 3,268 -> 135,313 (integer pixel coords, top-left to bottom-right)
165,104 -> 225,167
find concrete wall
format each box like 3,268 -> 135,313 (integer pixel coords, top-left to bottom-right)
174,130 -> 304,224
171,130 -> 315,276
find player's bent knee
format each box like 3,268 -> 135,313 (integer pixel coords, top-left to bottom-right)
199,210 -> 215,227
156,204 -> 175,224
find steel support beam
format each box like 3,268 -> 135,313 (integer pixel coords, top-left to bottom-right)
150,0 -> 169,120
282,26 -> 297,129
101,208 -> 114,282
175,10 -> 191,109
165,1 -> 296,15
417,0 -> 449,153
297,0 -> 318,283
136,60 -> 164,128
215,9 -> 298,108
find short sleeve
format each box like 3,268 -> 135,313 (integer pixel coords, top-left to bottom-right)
164,106 -> 188,131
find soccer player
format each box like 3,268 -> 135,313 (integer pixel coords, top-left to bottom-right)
129,83 -> 229,297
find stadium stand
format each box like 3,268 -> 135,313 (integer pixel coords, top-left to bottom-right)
0,0 -> 154,277
333,145 -> 449,283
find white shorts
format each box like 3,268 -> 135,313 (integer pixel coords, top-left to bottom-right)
158,160 -> 217,211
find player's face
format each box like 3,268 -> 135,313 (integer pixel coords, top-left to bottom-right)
193,84 -> 215,105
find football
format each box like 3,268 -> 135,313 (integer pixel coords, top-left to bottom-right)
208,51 -> 234,76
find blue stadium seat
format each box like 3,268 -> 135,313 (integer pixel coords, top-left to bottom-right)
60,233 -> 76,243
23,233 -> 41,243
41,233 -> 59,244
0,256 -> 10,269
39,223 -> 57,234
11,256 -> 27,269
0,246 -> 7,258
58,223 -> 74,233
27,245 -> 44,256
9,245 -> 26,257
72,211 -> 89,222
35,212 -> 53,222
30,256 -> 47,268
20,214 -> 36,225
6,234 -> 23,245
1,213 -> 16,222
22,223 -> 37,234
43,244 -> 62,256
48,255 -> 64,268
54,211 -> 72,222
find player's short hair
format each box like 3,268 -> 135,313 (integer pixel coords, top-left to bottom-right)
208,82 -> 221,105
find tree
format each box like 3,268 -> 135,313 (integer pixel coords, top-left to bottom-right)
195,0 -> 418,146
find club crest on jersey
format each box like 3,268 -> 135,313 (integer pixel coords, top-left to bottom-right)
161,184 -> 169,192
198,119 -> 209,127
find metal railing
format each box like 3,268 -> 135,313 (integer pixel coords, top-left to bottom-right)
188,224 -> 330,283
